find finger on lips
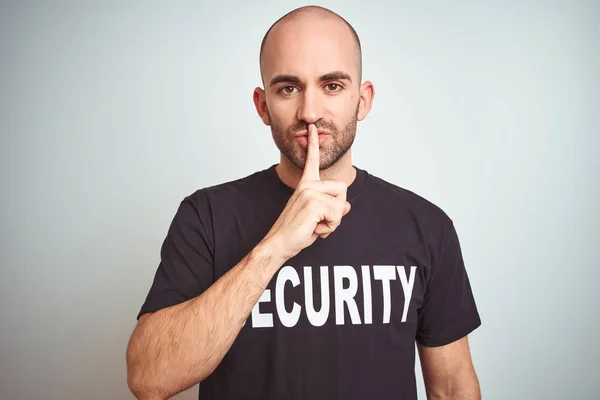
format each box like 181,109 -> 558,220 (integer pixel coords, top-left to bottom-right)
301,124 -> 320,182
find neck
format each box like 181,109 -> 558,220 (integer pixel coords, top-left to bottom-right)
275,150 -> 356,189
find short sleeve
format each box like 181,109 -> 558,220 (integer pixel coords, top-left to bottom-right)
136,194 -> 215,320
415,220 -> 481,347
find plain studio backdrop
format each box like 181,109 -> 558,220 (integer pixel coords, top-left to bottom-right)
1,1 -> 598,399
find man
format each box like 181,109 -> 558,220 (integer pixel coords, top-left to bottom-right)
126,6 -> 482,400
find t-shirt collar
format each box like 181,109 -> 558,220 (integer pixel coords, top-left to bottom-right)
264,163 -> 368,202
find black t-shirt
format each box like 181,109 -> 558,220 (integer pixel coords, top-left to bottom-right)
137,164 -> 481,400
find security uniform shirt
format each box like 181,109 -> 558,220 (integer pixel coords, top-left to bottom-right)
137,164 -> 482,399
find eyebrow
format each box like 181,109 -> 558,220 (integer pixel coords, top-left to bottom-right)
269,71 -> 353,87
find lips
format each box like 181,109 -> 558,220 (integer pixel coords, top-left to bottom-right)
296,132 -> 329,147
295,130 -> 329,137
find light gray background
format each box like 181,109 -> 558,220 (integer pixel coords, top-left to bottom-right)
1,1 -> 598,399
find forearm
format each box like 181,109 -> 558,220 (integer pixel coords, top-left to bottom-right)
428,388 -> 480,400
426,373 -> 481,400
127,240 -> 285,399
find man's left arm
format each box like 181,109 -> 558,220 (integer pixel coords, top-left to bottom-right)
417,336 -> 481,400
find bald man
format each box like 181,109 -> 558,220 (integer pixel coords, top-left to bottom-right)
127,6 -> 481,400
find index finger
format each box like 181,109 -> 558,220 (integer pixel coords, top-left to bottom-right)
301,124 -> 320,181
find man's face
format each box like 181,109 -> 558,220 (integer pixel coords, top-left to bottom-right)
267,103 -> 359,171
259,16 -> 363,170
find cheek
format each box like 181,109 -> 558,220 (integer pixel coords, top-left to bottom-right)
268,98 -> 297,123
269,105 -> 297,129
329,97 -> 358,125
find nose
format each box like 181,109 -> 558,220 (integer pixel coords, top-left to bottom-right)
296,87 -> 323,125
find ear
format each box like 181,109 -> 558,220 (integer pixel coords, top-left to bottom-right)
253,87 -> 271,126
357,81 -> 375,121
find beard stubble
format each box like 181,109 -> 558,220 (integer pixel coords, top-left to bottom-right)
269,103 -> 360,171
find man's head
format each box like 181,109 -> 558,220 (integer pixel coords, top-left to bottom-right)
253,6 -> 374,171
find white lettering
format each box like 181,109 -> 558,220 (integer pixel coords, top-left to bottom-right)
334,265 -> 361,325
248,265 -> 419,328
373,265 -> 396,324
304,266 -> 330,327
276,266 -> 301,327
251,289 -> 273,328
361,265 -> 373,324
398,266 -> 417,322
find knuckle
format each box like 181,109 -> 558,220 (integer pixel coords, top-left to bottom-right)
297,181 -> 310,192
327,203 -> 336,215
328,205 -> 340,223
306,196 -> 320,210
299,187 -> 314,199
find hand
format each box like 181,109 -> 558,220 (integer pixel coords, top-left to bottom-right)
262,124 -> 351,261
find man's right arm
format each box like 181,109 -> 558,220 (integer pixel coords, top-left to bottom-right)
126,238 -> 286,400
127,124 -> 350,399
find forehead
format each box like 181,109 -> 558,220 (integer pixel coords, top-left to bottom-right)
262,18 -> 358,82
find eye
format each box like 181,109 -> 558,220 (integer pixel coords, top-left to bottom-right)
325,83 -> 343,92
279,86 -> 298,95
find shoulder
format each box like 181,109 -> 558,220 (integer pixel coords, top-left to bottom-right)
184,167 -> 271,209
165,168 -> 271,240
365,171 -> 453,228
364,171 -> 462,268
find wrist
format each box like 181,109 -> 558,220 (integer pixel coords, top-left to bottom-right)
244,239 -> 287,285
256,235 -> 289,266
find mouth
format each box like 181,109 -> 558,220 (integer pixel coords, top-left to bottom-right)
295,130 -> 330,137
296,131 -> 329,147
